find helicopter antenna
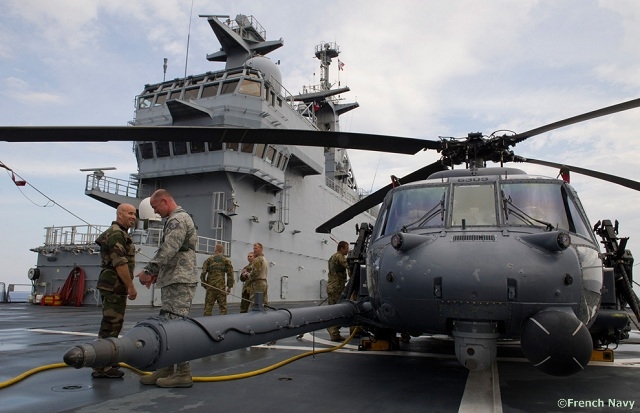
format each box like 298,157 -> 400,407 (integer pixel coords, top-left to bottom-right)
369,154 -> 382,193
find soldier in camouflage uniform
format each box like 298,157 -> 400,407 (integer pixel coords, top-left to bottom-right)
326,240 -> 350,341
239,251 -> 254,313
201,243 -> 234,315
92,203 -> 138,378
248,242 -> 268,307
137,189 -> 198,388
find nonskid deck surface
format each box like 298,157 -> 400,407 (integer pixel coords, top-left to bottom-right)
1,303 -> 639,413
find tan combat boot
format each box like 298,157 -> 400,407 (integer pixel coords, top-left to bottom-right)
156,362 -> 193,388
139,366 -> 174,385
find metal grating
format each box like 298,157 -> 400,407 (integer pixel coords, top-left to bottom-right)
452,234 -> 496,242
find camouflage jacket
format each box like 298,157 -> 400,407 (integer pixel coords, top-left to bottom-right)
328,252 -> 349,285
96,221 -> 135,294
249,253 -> 268,282
145,206 -> 198,287
201,254 -> 234,288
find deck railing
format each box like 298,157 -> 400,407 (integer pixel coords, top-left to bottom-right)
40,224 -> 222,255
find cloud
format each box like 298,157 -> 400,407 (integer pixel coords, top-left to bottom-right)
3,77 -> 66,104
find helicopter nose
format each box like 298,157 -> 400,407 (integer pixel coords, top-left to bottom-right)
520,308 -> 592,376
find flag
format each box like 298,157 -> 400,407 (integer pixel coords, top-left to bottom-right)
338,59 -> 345,71
0,162 -> 26,186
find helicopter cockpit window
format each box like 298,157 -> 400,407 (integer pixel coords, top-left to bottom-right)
501,182 -> 570,231
451,184 -> 497,226
383,186 -> 447,234
563,186 -> 592,239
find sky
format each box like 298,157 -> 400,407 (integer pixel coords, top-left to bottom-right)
1,0 -> 640,290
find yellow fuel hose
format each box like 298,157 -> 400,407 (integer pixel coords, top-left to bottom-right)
0,330 -> 358,389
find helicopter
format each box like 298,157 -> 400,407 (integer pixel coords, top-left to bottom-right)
2,97 -> 640,377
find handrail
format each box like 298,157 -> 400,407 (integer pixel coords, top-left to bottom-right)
38,224 -> 223,255
84,174 -> 151,199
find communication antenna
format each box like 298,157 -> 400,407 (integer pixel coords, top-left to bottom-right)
79,167 -> 117,187
163,58 -> 168,82
184,0 -> 194,78
79,167 -> 117,172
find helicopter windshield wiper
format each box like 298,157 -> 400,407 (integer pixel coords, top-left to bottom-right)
502,194 -> 555,231
401,194 -> 445,232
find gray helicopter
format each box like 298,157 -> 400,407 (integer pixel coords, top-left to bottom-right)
2,97 -> 640,376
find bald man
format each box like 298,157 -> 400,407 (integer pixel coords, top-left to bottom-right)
92,203 -> 138,378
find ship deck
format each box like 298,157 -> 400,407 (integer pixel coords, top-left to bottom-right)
1,302 -> 639,413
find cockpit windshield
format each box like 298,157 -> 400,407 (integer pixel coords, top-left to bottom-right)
501,182 -> 569,231
384,186 -> 447,234
375,178 -> 593,239
450,184 -> 497,226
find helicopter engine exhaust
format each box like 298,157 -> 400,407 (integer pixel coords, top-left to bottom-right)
520,308 -> 593,376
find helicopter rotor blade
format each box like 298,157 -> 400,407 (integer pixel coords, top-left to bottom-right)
0,126 -> 442,155
517,156 -> 640,192
316,160 -> 447,233
509,97 -> 640,144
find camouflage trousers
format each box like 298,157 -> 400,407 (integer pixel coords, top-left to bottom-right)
240,283 -> 251,313
160,282 -> 197,319
98,291 -> 127,339
204,286 -> 228,316
248,279 -> 268,308
326,279 -> 346,338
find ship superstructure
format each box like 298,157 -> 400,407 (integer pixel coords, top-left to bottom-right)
26,14 -> 373,307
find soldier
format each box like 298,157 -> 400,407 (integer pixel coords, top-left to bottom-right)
239,251 -> 254,313
92,203 -> 138,378
326,240 -> 350,341
248,242 -> 268,307
201,243 -> 234,315
137,189 -> 198,388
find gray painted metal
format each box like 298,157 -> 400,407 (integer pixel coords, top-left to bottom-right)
64,300 -> 359,370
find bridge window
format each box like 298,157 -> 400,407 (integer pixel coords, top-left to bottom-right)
265,146 -> 276,164
241,143 -> 254,154
138,95 -> 153,109
226,142 -> 239,151
220,80 -> 240,95
169,89 -> 182,100
156,141 -> 170,157
139,142 -> 154,159
190,141 -> 205,153
279,155 -> 289,170
202,84 -> 219,98
238,79 -> 261,97
208,142 -> 223,151
173,141 -> 187,156
155,93 -> 168,106
184,87 -> 200,100
255,143 -> 267,158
